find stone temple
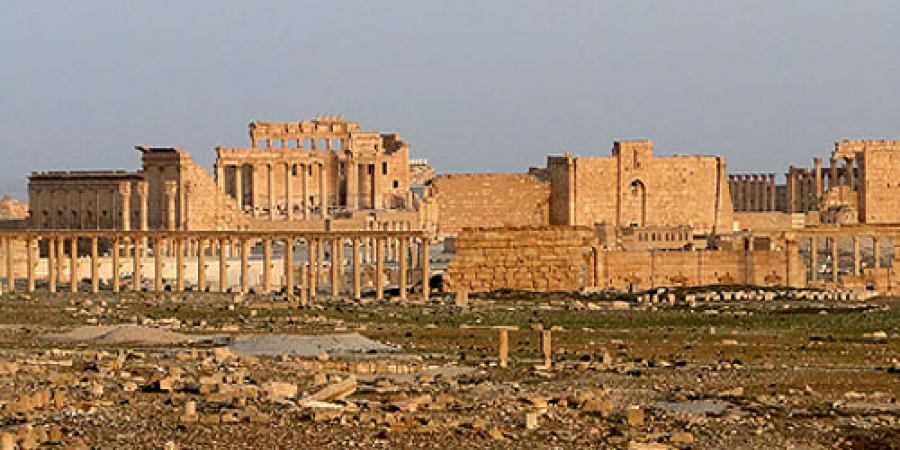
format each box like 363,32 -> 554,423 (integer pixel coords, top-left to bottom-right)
2,115 -> 900,297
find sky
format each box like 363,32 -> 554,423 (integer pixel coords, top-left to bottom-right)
1,1 -> 898,201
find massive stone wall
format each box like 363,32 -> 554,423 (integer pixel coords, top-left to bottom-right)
545,142 -> 734,234
598,245 -> 804,291
429,174 -> 550,238
444,226 -> 596,292
445,226 -> 805,293
857,140 -> 900,224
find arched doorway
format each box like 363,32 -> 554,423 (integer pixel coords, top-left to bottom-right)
627,179 -> 647,227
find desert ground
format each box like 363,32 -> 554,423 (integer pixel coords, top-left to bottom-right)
0,287 -> 897,449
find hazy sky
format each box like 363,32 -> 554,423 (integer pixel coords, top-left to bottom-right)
1,1 -> 898,200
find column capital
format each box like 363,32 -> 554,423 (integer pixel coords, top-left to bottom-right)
164,180 -> 178,198
118,181 -> 132,196
136,180 -> 149,197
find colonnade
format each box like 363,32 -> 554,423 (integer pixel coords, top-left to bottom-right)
0,230 -> 431,301
728,173 -> 777,212
216,161 -> 328,220
801,232 -> 894,288
786,156 -> 859,213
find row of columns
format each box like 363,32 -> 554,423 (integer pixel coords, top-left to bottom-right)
806,235 -> 893,284
0,232 -> 431,301
216,162 -> 328,220
728,173 -> 777,212
786,156 -> 858,213
32,181 -> 150,230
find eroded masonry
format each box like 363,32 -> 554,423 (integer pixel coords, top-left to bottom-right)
2,116 -> 900,296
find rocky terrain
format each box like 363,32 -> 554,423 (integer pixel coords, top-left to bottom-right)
0,287 -> 897,449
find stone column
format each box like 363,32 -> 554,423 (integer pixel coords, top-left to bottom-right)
813,157 -> 823,204
307,239 -> 317,298
235,165 -> 243,211
375,237 -> 384,300
137,181 -> 149,231
286,163 -> 294,220
829,157 -> 838,189
347,160 -> 358,209
853,236 -> 860,275
267,164 -> 275,220
420,238 -> 431,300
26,238 -> 34,292
809,236 -> 818,282
768,173 -> 777,211
498,328 -> 509,368
176,238 -> 185,292
164,181 -> 178,231
4,237 -> 13,293
352,238 -> 362,300
132,237 -> 142,291
154,237 -> 163,291
845,157 -> 855,190
320,162 -> 328,218
373,158 -> 383,210
399,237 -> 408,300
331,238 -> 340,297
830,237 -> 838,284
56,237 -> 64,287
111,237 -> 119,293
240,238 -> 249,294
263,238 -> 272,292
302,164 -> 309,219
69,237 -> 77,293
541,330 -> 552,369
219,239 -> 228,293
90,237 -> 99,293
119,182 -> 132,231
48,237 -> 57,293
197,238 -> 206,292
873,236 -> 880,270
787,167 -> 797,213
251,165 -> 261,218
285,238 -> 295,298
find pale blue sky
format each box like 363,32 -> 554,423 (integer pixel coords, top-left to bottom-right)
1,1 -> 898,200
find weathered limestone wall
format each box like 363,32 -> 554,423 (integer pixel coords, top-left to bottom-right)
429,174 -> 550,238
546,142 -> 734,234
444,226 -> 597,292
733,212 -> 797,233
445,226 -> 804,293
598,246 -> 804,291
857,140 -> 900,224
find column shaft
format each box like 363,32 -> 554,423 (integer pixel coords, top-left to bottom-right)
176,238 -> 185,292
331,238 -> 340,297
26,238 -> 34,292
853,236 -> 860,275
286,164 -> 293,220
219,239 -> 228,293
132,237 -> 142,291
154,237 -> 163,291
197,239 -> 206,292
90,237 -> 99,293
69,237 -> 77,293
421,238 -> 431,300
809,236 -> 818,282
831,237 -> 839,284
4,238 -> 13,293
308,239 -> 317,299
399,237 -> 408,300
240,239 -> 249,293
48,237 -> 57,293
353,238 -> 362,300
263,238 -> 272,292
111,237 -> 119,293
375,237 -> 384,300
285,238 -> 295,298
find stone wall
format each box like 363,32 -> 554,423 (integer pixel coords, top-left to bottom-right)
444,226 -> 597,292
445,226 -> 804,293
429,174 -> 550,238
733,212 -> 798,233
857,140 -> 900,224
598,245 -> 804,291
545,141 -> 734,234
